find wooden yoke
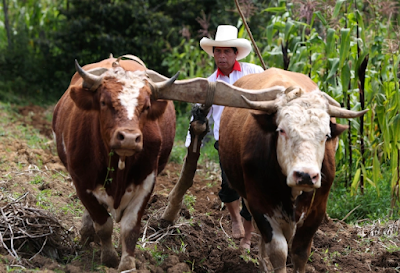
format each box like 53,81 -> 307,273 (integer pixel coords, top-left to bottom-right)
161,105 -> 210,223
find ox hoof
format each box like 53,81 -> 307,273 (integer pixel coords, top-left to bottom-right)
101,249 -> 119,268
118,256 -> 136,272
159,218 -> 173,229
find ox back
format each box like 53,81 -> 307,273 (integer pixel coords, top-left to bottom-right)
52,56 -> 175,271
219,68 -> 348,273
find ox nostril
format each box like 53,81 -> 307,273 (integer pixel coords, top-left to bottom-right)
117,132 -> 125,141
135,134 -> 142,144
294,171 -> 303,181
312,173 -> 319,182
294,171 -> 314,185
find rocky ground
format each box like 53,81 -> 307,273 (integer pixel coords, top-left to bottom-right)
0,104 -> 399,272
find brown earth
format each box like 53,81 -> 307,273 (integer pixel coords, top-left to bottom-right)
0,104 -> 399,272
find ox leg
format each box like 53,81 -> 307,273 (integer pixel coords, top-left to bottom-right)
118,172 -> 157,272
252,212 -> 289,273
162,115 -> 208,223
94,217 -> 119,268
80,209 -> 97,245
290,214 -> 323,272
78,191 -> 119,268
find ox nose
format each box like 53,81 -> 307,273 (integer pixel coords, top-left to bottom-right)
111,129 -> 143,151
294,171 -> 320,186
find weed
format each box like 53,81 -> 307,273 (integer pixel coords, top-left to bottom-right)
386,244 -> 400,253
30,174 -> 44,185
36,189 -> 52,210
60,199 -> 83,217
240,252 -> 259,265
183,193 -> 196,214
330,251 -> 341,259
148,245 -> 168,266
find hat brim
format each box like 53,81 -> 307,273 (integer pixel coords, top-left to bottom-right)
200,37 -> 252,60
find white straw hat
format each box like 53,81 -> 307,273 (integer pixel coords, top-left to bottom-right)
200,25 -> 252,60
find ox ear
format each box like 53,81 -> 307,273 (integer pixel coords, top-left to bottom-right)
70,86 -> 97,111
330,121 -> 348,138
148,100 -> 168,120
251,111 -> 277,133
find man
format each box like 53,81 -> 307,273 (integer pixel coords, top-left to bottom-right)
185,25 -> 264,250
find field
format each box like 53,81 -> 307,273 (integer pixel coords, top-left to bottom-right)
0,104 -> 400,273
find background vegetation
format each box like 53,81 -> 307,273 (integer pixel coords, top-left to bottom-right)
1,0 -> 400,223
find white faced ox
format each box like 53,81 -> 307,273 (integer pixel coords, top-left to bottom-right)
52,56 -> 182,272
217,68 -> 368,273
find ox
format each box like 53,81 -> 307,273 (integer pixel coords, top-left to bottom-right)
52,55 -> 182,271
217,68 -> 368,272
52,54 -> 284,271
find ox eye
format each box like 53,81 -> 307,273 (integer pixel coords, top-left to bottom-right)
100,100 -> 106,107
277,128 -> 286,135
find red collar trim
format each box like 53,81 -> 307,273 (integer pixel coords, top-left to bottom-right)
216,61 -> 241,78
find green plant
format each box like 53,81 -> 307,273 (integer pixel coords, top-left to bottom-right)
30,175 -> 44,185
183,193 -> 196,214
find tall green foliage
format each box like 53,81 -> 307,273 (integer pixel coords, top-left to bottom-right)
0,0 -> 272,103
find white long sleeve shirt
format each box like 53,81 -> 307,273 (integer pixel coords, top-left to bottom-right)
185,62 -> 264,147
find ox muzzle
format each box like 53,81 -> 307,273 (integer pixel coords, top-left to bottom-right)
287,167 -> 321,191
110,127 -> 143,157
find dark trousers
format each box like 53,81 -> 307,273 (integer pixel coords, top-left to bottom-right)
214,141 -> 252,221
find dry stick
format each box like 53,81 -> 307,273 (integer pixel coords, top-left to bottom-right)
234,0 -> 267,70
0,230 -> 17,258
219,215 -> 230,238
341,205 -> 361,222
29,236 -> 48,261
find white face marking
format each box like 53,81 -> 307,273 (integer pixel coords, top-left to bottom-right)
275,92 -> 331,189
106,68 -> 147,120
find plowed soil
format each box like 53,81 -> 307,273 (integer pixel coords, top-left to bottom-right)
0,104 -> 399,273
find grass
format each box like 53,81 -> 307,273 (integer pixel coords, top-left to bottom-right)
327,175 -> 398,223
183,193 -> 196,214
171,109 -> 219,165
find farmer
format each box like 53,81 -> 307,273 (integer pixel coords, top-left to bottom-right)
185,25 -> 264,249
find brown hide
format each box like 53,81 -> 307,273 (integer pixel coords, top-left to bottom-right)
52,56 -> 175,271
219,67 -> 347,273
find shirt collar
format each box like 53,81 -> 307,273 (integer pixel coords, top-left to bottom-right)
216,60 -> 241,78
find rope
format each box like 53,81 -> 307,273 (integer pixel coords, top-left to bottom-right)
234,0 -> 267,70
304,189 -> 316,219
204,81 -> 216,110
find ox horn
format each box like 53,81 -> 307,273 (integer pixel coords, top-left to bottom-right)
116,54 -> 147,69
149,72 -> 180,99
146,69 -> 169,83
328,105 -> 369,118
240,95 -> 278,114
321,92 -> 341,107
75,60 -> 104,91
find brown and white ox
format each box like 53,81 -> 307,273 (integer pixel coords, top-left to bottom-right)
51,56 -> 185,271
52,54 -> 284,272
217,68 -> 368,272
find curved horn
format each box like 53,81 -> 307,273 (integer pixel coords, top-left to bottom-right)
75,59 -> 103,91
241,95 -> 278,114
117,54 -> 147,69
149,72 -> 180,99
146,69 -> 169,83
322,92 -> 341,107
328,105 -> 369,118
